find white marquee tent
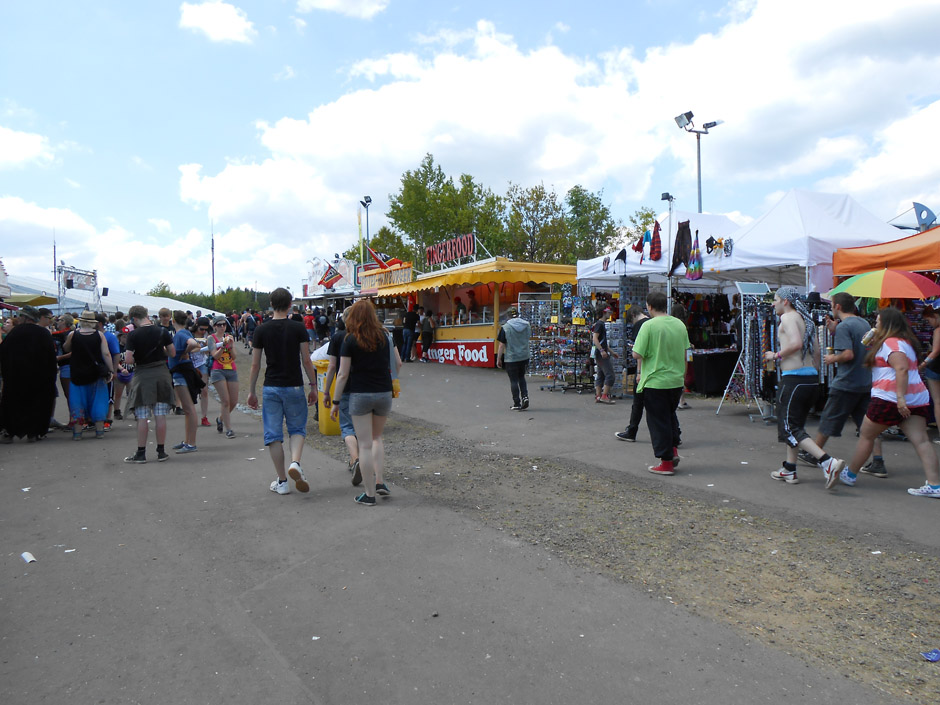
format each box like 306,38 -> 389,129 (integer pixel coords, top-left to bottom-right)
577,191 -> 905,292
5,274 -> 225,318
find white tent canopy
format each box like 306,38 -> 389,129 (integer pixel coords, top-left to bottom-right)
6,274 -> 225,318
577,191 -> 904,291
577,210 -> 740,288
714,190 -> 903,291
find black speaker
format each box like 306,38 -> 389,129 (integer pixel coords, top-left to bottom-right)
66,279 -> 73,289
102,287 -> 109,296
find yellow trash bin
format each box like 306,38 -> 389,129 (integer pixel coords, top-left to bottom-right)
314,359 -> 340,436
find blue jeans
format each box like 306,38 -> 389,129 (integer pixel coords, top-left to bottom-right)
401,330 -> 414,360
261,386 -> 308,445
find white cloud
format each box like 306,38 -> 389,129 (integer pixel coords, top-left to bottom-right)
291,16 -> 307,34
295,0 -> 388,21
65,178 -> 81,189
274,65 -> 296,81
177,1 -> 940,280
179,1 -> 257,44
148,218 -> 172,234
0,125 -> 54,169
131,155 -> 153,171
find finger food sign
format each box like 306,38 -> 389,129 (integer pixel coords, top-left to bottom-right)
426,233 -> 475,267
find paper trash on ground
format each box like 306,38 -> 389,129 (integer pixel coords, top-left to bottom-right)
21,552 -> 36,563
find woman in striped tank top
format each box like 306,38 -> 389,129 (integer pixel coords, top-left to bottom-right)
841,307 -> 940,497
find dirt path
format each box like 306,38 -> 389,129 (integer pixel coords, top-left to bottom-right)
233,343 -> 939,704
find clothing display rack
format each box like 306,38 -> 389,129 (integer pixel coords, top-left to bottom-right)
718,282 -> 775,422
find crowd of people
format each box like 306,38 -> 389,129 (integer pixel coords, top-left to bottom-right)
3,285 -> 940,503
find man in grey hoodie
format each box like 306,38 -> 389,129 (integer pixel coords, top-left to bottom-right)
496,306 -> 531,411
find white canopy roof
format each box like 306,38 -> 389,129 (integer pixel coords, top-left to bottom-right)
6,274 -> 225,318
577,191 -> 903,291
716,190 -> 903,291
577,210 -> 740,287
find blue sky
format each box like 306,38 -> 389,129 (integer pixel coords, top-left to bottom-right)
2,0 -> 939,295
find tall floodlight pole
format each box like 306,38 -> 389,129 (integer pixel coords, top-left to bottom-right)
359,195 -> 372,250
674,111 -> 723,213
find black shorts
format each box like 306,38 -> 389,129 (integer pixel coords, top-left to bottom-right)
818,388 -> 869,438
776,374 -> 819,447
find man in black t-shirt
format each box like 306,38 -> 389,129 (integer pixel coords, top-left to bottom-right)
402,308 -> 420,362
616,306 -> 649,442
122,305 -> 176,464
247,287 -> 318,496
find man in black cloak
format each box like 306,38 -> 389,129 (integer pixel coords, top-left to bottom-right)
0,306 -> 58,442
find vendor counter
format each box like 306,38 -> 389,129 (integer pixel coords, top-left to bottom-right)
691,349 -> 738,396
415,319 -> 497,367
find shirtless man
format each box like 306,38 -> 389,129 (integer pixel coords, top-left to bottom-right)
763,287 -> 844,488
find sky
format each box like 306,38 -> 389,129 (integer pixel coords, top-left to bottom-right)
1,0 -> 939,296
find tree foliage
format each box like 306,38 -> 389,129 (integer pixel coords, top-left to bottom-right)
565,185 -> 619,262
142,283 -> 269,313
625,207 -> 658,246
342,226 -> 411,264
504,182 -> 568,262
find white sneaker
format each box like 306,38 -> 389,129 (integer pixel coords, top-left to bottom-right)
269,479 -> 291,495
288,461 -> 309,493
820,457 -> 845,489
907,484 -> 940,498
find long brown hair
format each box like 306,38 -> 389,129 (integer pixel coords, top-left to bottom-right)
864,307 -> 922,367
344,300 -> 386,352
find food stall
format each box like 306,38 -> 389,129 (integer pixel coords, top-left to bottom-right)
375,236 -> 576,367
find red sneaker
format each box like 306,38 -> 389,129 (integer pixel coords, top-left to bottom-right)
672,448 -> 681,468
648,461 -> 676,476
200,416 -> 211,427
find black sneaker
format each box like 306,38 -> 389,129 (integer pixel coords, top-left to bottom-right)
113,410 -> 123,420
216,417 -> 223,434
124,452 -> 147,464
797,449 -> 819,467
157,450 -> 169,462
351,459 -> 362,486
354,493 -> 376,506
521,397 -> 529,410
615,431 -> 636,442
510,403 -> 522,411
376,482 -> 391,496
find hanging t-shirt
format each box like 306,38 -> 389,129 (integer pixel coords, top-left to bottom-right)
871,337 -> 929,407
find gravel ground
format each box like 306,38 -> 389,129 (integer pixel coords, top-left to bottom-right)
232,343 -> 939,704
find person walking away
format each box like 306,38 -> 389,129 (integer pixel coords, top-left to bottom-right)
330,299 -> 401,505
496,306 -> 531,411
122,305 -> 176,463
247,287 -> 318,495
0,306 -> 57,443
168,310 -> 202,454
593,307 -> 618,403
95,313 -> 121,431
208,316 -> 240,438
918,305 -> 940,447
242,310 -> 257,350
838,307 -> 940,497
632,292 -> 688,475
616,305 -> 650,442
402,306 -> 419,363
801,293 -> 884,475
762,287 -> 845,487
63,310 -> 114,440
323,311 -> 361,484
420,309 -> 435,362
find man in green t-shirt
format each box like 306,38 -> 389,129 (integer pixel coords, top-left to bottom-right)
632,291 -> 690,476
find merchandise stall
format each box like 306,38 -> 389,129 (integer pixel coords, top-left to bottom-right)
376,237 -> 576,367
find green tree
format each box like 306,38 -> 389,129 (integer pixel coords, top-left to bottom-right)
386,153 -> 452,262
625,207 -> 657,247
565,185 -> 619,262
146,281 -> 174,298
504,182 -> 568,262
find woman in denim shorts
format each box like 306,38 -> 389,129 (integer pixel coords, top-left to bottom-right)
208,316 -> 239,438
330,300 -> 402,506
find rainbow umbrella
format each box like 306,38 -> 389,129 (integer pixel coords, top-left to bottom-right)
827,269 -> 940,299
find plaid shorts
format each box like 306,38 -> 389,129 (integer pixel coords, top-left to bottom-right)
866,397 -> 928,427
134,402 -> 172,419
